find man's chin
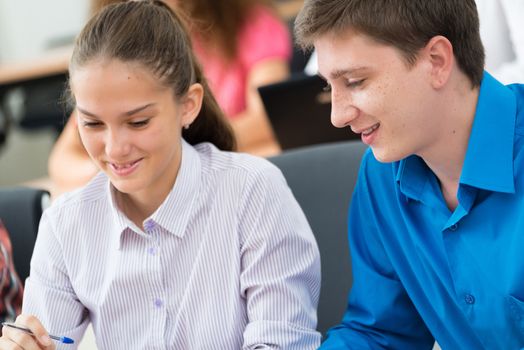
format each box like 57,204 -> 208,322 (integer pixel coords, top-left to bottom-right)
370,147 -> 404,164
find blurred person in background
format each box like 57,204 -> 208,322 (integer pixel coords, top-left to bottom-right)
0,220 -> 23,325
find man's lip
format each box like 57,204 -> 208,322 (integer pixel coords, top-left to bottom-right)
352,123 -> 380,134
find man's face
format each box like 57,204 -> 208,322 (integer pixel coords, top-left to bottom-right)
315,28 -> 442,163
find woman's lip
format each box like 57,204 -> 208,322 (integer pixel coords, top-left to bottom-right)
108,158 -> 142,176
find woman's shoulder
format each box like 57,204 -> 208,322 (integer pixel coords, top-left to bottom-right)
194,142 -> 285,182
47,172 -> 110,215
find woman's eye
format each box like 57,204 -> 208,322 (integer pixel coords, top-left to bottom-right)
82,121 -> 103,128
129,119 -> 150,128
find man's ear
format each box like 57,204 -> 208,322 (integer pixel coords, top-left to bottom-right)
423,35 -> 454,89
180,83 -> 204,127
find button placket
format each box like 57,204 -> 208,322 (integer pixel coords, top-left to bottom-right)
148,246 -> 157,256
154,298 -> 164,308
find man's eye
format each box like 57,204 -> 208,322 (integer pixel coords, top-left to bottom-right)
129,119 -> 150,128
346,79 -> 365,88
322,83 -> 332,92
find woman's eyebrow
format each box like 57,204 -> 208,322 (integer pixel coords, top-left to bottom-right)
76,103 -> 156,118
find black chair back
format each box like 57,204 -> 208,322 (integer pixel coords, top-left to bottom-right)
0,187 -> 49,284
269,140 -> 367,337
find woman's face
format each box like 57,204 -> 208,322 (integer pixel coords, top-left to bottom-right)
71,59 -> 200,201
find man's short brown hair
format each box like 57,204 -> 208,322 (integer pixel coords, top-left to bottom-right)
295,0 -> 485,86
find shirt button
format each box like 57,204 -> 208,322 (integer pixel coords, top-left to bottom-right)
144,220 -> 156,232
148,247 -> 157,256
449,223 -> 459,231
464,294 -> 475,305
154,298 -> 163,308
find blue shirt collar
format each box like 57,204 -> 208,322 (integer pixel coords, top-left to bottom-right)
460,72 -> 516,193
397,71 -> 517,202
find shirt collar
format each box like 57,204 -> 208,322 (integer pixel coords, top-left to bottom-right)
460,72 -> 516,193
396,71 -> 517,201
108,140 -> 202,250
149,140 -> 201,238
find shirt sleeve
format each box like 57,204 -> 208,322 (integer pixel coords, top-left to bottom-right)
320,152 -> 435,349
238,163 -> 321,350
238,6 -> 292,69
22,210 -> 89,348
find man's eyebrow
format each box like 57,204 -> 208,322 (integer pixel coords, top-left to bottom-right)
318,67 -> 369,81
76,103 -> 156,118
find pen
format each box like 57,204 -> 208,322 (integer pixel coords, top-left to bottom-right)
1,322 -> 74,344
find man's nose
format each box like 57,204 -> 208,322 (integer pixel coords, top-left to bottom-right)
330,91 -> 358,129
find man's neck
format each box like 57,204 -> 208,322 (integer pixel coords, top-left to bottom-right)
419,75 -> 480,211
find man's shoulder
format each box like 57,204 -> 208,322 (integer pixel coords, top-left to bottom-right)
194,142 -> 285,190
508,83 -> 524,136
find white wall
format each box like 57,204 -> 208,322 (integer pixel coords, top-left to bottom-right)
0,0 -> 90,186
0,0 -> 90,62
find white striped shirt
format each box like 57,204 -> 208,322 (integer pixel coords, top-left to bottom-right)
23,141 -> 321,350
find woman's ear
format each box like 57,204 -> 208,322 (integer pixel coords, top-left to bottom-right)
423,35 -> 454,89
180,83 -> 204,128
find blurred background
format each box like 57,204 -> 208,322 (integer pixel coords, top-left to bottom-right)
0,0 -> 90,186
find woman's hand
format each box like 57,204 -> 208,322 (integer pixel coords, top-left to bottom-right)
0,314 -> 55,350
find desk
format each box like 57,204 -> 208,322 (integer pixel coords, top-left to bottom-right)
0,47 -> 70,86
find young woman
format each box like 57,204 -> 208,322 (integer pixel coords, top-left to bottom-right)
0,2 -> 320,349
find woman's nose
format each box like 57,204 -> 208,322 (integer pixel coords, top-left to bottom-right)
105,129 -> 131,159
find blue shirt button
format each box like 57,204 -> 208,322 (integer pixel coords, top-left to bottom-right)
144,220 -> 156,232
465,294 -> 475,304
148,247 -> 157,256
449,223 -> 459,231
154,298 -> 163,308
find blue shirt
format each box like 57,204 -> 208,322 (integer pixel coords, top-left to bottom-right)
321,72 -> 524,349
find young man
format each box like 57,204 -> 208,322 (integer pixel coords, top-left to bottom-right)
295,0 -> 524,349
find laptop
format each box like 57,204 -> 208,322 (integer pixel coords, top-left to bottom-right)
258,73 -> 360,150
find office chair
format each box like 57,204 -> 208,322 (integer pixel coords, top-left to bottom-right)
2,74 -> 70,134
0,187 -> 50,284
268,140 -> 367,337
